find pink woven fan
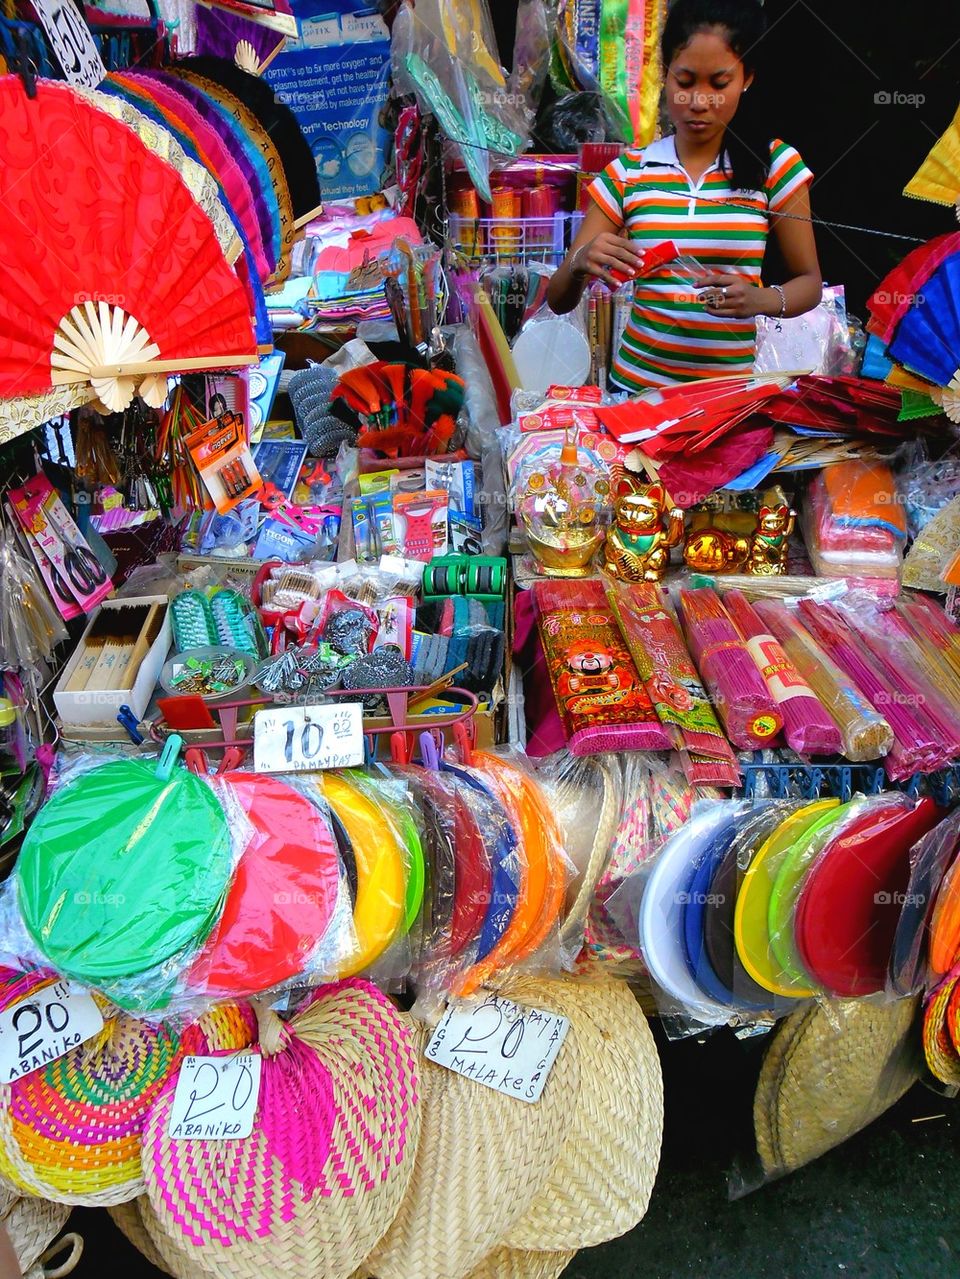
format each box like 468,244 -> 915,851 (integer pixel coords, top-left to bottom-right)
140,980 -> 420,1279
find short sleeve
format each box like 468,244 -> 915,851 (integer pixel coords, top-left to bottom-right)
766,139 -> 813,212
588,156 -> 628,223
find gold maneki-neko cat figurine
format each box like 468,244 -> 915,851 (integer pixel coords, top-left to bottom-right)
683,486 -> 796,576
603,471 -> 685,583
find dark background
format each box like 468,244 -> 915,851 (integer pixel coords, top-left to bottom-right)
492,0 -> 960,316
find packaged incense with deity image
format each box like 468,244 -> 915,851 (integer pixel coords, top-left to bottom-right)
532,578 -> 672,756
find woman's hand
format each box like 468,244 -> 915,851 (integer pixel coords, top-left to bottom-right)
697,272 -> 764,319
570,233 -> 644,288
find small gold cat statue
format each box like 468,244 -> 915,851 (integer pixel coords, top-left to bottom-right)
604,477 -> 685,583
748,495 -> 796,575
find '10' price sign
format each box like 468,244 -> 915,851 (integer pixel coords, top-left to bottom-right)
254,702 -> 364,773
0,980 -> 104,1084
168,1054 -> 262,1140
426,994 -> 570,1104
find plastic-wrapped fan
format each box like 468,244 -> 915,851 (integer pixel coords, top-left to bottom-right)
500,975 -> 663,1252
754,996 -> 920,1178
367,999 -> 579,1279
0,78 -> 256,430
15,751 -> 234,1002
186,772 -> 345,999
140,981 -> 420,1279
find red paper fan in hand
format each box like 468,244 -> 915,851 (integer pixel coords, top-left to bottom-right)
0,76 -> 256,415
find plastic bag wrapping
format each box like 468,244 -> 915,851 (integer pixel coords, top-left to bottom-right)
391,0 -> 528,205
754,286 -> 856,377
611,799 -> 749,1038
803,464 -> 905,581
896,437 -> 960,538
388,764 -> 462,1002
181,771 -> 358,1011
892,594 -> 960,707
887,809 -> 960,998
336,768 -> 425,990
581,755 -> 716,977
0,522 -> 68,667
834,594 -> 960,770
722,591 -> 842,757
507,0 -> 554,114
605,580 -> 740,788
294,771 -> 411,985
732,993 -> 921,1195
1,752 -> 251,1017
678,587 -> 784,751
449,325 -> 501,460
452,747 -> 576,993
530,751 -> 623,965
752,598 -> 893,762
795,599 -> 937,781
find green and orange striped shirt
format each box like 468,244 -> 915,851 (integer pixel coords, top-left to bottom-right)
589,135 -> 813,389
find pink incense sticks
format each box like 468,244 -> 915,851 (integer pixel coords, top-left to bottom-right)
796,600 -> 942,780
678,587 -> 783,750
723,590 -> 842,756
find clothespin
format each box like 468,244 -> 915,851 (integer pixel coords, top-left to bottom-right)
117,705 -> 144,745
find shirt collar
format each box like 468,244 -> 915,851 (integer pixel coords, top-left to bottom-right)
641,133 -> 730,175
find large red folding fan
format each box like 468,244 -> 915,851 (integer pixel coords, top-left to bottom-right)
0,76 -> 256,417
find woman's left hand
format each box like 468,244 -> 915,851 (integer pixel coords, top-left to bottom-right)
697,273 -> 761,319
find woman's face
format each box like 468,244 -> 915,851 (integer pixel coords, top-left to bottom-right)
665,28 -> 753,150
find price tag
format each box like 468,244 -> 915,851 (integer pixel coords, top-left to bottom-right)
425,994 -> 569,1104
168,1054 -> 262,1140
31,0 -> 106,88
0,980 -> 104,1084
254,702 -> 364,773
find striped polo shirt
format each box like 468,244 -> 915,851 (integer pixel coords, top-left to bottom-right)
589,135 -> 813,389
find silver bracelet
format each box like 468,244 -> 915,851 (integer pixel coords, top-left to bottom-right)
770,284 -> 787,331
570,244 -> 589,280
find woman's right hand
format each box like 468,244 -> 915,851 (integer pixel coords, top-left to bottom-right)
570,233 -> 644,288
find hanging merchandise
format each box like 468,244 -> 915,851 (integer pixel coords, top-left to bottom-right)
264,0 -> 392,203
0,77 -> 258,439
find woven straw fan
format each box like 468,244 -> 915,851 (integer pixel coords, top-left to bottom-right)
141,981 -> 420,1279
500,975 -> 663,1252
367,1006 -> 580,1279
0,1183 -> 74,1278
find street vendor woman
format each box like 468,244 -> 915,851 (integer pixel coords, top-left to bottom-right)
548,0 -> 822,389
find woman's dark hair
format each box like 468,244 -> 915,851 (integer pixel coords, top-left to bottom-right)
661,0 -> 770,192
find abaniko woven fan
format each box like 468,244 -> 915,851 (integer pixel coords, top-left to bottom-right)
754,996 -> 920,1178
15,755 -> 233,998
501,975 -> 663,1253
141,981 -> 420,1279
0,77 -> 256,428
367,1008 -> 580,1279
463,1247 -> 576,1279
0,1182 -> 72,1279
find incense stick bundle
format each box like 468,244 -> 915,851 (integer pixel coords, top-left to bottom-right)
723,591 -> 841,756
606,580 -> 739,786
678,587 -> 783,749
899,594 -> 960,687
752,599 -> 893,762
797,600 -> 940,780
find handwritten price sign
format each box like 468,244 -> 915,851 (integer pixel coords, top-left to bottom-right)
31,0 -> 105,88
426,994 -> 569,1103
0,980 -> 103,1083
254,702 -> 364,773
168,1054 -> 262,1140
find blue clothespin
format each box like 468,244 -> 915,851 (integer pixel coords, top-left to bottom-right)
117,704 -> 144,745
